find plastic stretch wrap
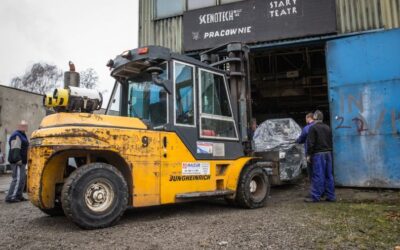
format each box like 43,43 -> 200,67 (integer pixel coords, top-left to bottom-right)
253,118 -> 306,182
253,118 -> 301,151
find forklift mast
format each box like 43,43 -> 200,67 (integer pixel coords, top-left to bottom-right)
199,43 -> 253,144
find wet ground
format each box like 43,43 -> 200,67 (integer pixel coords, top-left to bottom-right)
0,173 -> 399,249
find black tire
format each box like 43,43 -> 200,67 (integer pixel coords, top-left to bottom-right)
40,202 -> 64,216
236,165 -> 270,209
224,197 -> 237,206
61,163 -> 128,229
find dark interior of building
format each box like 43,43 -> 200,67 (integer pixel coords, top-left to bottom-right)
249,44 -> 330,126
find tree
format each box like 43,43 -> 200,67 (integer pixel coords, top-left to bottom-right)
10,62 -> 63,95
79,68 -> 99,89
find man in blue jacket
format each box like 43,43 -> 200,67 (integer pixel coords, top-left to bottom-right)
296,113 -> 315,181
5,120 -> 29,203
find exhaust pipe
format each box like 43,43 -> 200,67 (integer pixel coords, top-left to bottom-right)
64,61 -> 80,88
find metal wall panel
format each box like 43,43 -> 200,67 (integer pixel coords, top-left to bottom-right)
139,0 -> 183,52
327,29 -> 400,188
381,0 -> 400,29
336,0 -> 400,33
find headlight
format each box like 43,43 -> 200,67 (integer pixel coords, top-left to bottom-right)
30,138 -> 43,147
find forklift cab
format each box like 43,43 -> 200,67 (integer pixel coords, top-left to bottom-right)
106,46 -> 244,160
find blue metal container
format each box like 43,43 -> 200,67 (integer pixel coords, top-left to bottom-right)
327,28 -> 400,188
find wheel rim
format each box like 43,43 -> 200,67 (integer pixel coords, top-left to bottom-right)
249,174 -> 267,203
84,179 -> 115,213
250,180 -> 258,193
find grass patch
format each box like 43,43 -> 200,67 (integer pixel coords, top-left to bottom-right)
308,202 -> 400,249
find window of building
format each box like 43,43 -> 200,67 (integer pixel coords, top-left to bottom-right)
199,69 -> 237,140
174,61 -> 195,126
155,0 -> 185,19
188,0 -> 217,10
220,0 -> 243,4
155,0 -> 245,19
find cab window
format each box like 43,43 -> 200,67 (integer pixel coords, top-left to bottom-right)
199,69 -> 238,140
174,61 -> 195,126
126,63 -> 168,128
107,82 -> 121,116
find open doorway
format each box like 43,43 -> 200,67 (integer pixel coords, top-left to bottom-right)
250,44 -> 330,127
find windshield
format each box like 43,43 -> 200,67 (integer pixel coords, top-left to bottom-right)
127,64 -> 168,128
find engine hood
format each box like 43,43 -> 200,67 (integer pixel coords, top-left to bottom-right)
39,113 -> 148,130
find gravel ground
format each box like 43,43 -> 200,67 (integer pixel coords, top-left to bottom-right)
0,175 -> 399,250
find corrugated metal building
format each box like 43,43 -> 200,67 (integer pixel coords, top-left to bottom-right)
139,0 -> 400,53
138,0 -> 400,188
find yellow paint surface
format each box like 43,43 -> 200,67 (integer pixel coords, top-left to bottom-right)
28,114 -> 253,209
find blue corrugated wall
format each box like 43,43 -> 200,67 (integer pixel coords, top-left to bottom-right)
327,28 -> 400,188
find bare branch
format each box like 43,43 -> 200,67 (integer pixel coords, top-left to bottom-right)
10,62 -> 63,94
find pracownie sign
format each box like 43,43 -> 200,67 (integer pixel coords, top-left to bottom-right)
183,0 -> 337,51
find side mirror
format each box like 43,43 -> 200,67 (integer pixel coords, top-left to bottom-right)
146,66 -> 172,94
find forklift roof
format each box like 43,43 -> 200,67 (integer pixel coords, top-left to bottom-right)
110,46 -> 225,79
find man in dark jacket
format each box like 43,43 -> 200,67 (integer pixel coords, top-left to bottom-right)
305,111 -> 336,202
5,120 -> 29,203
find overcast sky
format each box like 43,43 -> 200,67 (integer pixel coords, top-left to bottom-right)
0,0 -> 138,104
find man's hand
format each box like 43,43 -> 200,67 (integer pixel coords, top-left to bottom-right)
306,156 -> 311,163
16,160 -> 22,165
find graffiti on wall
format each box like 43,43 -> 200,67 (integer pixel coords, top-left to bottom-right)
334,93 -> 400,135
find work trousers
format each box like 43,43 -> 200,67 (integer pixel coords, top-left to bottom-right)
5,164 -> 26,201
310,152 -> 336,201
306,162 -> 313,182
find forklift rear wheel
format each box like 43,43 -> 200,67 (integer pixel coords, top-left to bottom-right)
61,162 -> 128,229
236,165 -> 270,208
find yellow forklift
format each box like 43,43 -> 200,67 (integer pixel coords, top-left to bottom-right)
28,44 -> 273,229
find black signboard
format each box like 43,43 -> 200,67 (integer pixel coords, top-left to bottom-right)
183,0 -> 337,51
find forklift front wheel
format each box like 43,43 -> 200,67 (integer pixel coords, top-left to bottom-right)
61,162 -> 128,229
236,165 -> 270,209
39,201 -> 64,216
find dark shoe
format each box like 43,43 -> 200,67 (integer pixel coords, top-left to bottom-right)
325,198 -> 336,202
5,199 -> 19,203
304,198 -> 319,203
18,197 -> 28,201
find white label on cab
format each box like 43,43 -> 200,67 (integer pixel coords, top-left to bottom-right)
213,143 -> 225,157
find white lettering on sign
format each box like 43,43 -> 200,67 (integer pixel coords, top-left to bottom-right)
204,26 -> 252,39
182,162 -> 211,176
268,0 -> 299,18
199,9 -> 242,25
